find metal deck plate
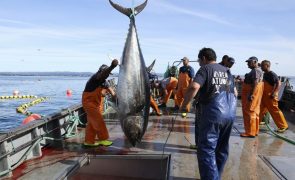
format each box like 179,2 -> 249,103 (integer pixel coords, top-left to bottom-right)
261,156 -> 295,179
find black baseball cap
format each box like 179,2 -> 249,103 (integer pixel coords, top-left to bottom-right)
99,64 -> 112,75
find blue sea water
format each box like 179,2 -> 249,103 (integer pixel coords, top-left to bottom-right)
289,77 -> 295,89
0,75 -> 89,131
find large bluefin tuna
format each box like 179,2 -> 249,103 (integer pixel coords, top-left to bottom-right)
109,0 -> 150,146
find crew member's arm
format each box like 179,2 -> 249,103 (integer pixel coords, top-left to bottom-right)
249,69 -> 259,101
181,67 -> 205,111
96,59 -> 119,81
271,79 -> 281,98
234,87 -> 238,97
107,86 -> 116,97
249,81 -> 258,101
163,89 -> 168,97
107,86 -> 117,102
189,66 -> 195,83
180,82 -> 200,112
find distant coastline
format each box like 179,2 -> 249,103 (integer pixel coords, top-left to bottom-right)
0,72 -> 100,77
0,72 -> 164,77
0,72 -> 293,79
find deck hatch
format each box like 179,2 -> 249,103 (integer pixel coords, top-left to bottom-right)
69,154 -> 171,180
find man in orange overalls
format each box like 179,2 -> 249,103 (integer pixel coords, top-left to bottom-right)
259,60 -> 288,133
241,56 -> 264,138
158,66 -> 178,108
150,96 -> 162,116
148,72 -> 162,116
82,59 -> 118,147
176,57 -> 195,117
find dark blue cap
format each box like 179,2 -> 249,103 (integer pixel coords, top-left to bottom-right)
228,57 -> 235,64
245,56 -> 258,62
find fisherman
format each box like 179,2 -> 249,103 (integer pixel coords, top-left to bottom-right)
219,55 -> 232,69
240,56 -> 264,138
150,96 -> 162,116
82,59 -> 118,147
190,55 -> 236,149
180,47 -> 236,179
148,71 -> 162,116
158,66 -> 178,108
220,55 -> 235,69
219,56 -> 238,97
235,75 -> 242,82
176,57 -> 195,117
259,60 -> 288,133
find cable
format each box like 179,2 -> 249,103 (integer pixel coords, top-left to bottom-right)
262,112 -> 295,145
184,135 -> 197,150
162,112 -> 177,156
159,110 -> 177,179
265,123 -> 295,145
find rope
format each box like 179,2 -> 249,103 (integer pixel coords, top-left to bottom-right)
64,109 -> 84,138
130,0 -> 135,18
16,97 -> 48,116
0,95 -> 37,99
1,94 -> 48,116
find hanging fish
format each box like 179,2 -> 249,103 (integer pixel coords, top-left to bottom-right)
109,0 -> 150,146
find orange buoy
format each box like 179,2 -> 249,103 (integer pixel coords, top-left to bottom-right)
22,114 -> 41,124
66,89 -> 72,97
13,90 -> 19,96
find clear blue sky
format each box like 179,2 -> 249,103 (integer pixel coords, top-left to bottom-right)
0,0 -> 295,76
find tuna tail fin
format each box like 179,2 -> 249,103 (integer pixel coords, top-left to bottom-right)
109,0 -> 148,17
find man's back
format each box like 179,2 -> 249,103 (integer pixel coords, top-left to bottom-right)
194,63 -> 232,104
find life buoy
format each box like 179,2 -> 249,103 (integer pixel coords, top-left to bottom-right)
22,114 -> 41,124
13,90 -> 19,96
66,89 -> 72,97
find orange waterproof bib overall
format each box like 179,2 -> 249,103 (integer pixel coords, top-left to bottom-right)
241,82 -> 264,136
163,77 -> 178,104
176,73 -> 191,111
259,82 -> 288,129
150,96 -> 161,115
82,87 -> 109,144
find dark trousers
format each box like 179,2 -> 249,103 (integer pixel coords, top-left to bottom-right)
194,102 -> 202,145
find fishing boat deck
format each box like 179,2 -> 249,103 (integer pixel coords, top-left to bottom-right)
7,101 -> 295,180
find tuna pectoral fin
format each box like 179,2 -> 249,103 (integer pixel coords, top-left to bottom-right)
109,0 -> 148,17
